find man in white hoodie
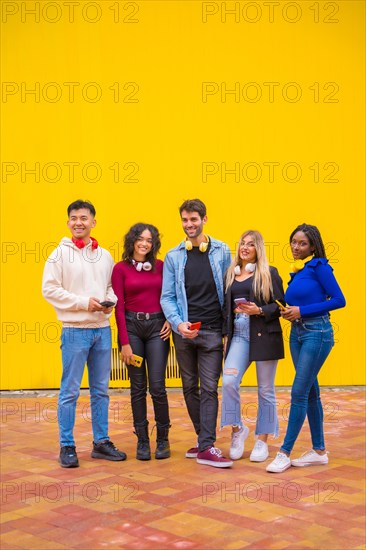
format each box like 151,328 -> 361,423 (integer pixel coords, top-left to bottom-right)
42,200 -> 127,467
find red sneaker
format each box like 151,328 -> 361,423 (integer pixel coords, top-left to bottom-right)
186,445 -> 199,458
196,446 -> 233,468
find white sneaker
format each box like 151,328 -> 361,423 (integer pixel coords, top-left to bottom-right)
291,449 -> 329,467
250,440 -> 269,462
229,425 -> 249,460
266,452 -> 291,473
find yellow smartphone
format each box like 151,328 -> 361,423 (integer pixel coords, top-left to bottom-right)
275,300 -> 287,311
131,354 -> 143,367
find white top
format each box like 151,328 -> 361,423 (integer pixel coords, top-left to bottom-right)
42,237 -> 117,328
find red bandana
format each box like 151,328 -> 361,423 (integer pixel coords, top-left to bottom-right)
72,236 -> 98,249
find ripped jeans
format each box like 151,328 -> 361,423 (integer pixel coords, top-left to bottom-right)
221,314 -> 279,437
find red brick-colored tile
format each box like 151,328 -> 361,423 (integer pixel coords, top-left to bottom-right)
0,390 -> 365,549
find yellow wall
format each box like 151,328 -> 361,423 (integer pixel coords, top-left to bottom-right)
1,1 -> 365,389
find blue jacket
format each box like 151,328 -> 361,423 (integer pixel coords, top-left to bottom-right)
161,237 -> 232,334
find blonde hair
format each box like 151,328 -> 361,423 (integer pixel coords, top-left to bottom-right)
225,230 -> 273,303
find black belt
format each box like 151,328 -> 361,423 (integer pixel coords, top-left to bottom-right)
125,311 -> 165,321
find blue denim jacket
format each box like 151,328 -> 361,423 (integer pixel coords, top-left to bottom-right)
160,237 -> 232,334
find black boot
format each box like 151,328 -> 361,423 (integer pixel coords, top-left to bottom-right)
155,425 -> 171,459
134,425 -> 151,461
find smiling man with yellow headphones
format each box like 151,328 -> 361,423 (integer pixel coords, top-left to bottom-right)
161,199 -> 232,468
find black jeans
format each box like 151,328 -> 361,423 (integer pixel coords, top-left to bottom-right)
173,329 -> 223,451
126,316 -> 170,430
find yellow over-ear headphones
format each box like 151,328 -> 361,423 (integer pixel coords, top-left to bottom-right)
291,255 -> 314,272
185,234 -> 209,253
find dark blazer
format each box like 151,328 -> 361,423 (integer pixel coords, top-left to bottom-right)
224,266 -> 285,361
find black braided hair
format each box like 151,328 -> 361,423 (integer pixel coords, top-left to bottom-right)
289,224 -> 326,258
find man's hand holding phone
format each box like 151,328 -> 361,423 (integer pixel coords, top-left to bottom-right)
89,298 -> 115,313
178,321 -> 201,339
88,297 -> 104,312
99,300 -> 115,314
100,300 -> 115,308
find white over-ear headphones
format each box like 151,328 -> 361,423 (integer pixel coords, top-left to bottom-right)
234,263 -> 256,275
132,259 -> 152,272
185,234 -> 209,253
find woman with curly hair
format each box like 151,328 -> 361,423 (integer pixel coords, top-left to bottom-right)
112,223 -> 171,461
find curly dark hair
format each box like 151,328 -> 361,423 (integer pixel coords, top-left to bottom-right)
122,223 -> 161,269
290,223 -> 326,258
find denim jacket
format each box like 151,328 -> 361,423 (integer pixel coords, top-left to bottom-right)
160,237 -> 232,334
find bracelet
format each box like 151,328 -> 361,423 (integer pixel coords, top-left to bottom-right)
258,307 -> 263,316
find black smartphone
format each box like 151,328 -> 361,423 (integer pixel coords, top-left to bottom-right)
100,301 -> 115,308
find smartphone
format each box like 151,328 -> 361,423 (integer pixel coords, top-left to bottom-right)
275,300 -> 287,311
189,322 -> 202,331
234,298 -> 249,306
100,301 -> 115,308
131,354 -> 143,367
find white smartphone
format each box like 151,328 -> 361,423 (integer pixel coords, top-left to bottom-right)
234,298 -> 249,306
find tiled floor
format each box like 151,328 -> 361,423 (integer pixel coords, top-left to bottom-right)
1,388 -> 365,549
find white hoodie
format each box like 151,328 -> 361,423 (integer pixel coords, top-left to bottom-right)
42,237 -> 117,328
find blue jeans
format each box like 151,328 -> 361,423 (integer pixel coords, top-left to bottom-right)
173,329 -> 223,451
221,314 -> 279,436
281,315 -> 334,454
59,327 -> 112,446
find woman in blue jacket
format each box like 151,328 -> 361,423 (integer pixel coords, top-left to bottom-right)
267,224 -> 346,473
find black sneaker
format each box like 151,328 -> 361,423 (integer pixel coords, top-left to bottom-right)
91,440 -> 127,461
59,445 -> 79,468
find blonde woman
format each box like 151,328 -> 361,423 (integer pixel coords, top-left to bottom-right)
221,230 -> 285,462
